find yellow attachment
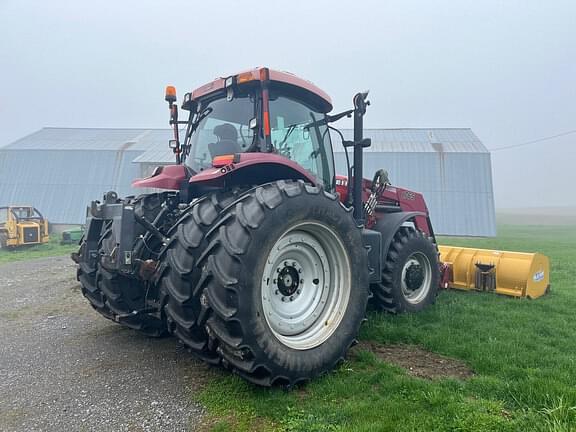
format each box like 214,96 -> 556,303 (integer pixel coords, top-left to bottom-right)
439,245 -> 550,299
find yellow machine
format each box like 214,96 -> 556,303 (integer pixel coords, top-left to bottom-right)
0,206 -> 50,249
439,245 -> 550,299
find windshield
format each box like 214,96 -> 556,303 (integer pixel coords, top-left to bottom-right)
186,94 -> 256,171
10,207 -> 41,220
269,94 -> 335,189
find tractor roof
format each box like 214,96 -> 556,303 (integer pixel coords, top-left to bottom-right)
190,67 -> 333,113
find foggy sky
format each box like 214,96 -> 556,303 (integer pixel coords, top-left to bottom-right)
1,0 -> 574,208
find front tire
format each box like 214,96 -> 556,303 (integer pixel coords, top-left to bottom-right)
200,181 -> 369,386
371,227 -> 440,313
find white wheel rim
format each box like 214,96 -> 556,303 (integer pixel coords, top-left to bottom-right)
401,252 -> 432,304
261,221 -> 351,350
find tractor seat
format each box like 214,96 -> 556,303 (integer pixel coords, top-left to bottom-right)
208,123 -> 242,158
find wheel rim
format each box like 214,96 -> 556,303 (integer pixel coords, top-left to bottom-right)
261,221 -> 351,350
400,252 -> 432,304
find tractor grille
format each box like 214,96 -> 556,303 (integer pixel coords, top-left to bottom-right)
23,227 -> 39,243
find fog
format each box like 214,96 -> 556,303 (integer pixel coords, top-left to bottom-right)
1,0 -> 574,208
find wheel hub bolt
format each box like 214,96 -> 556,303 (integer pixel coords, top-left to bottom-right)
292,261 -> 297,267
298,268 -> 302,273
275,289 -> 279,295
297,289 -> 301,295
289,296 -> 294,301
300,279 -> 304,284
284,261 -> 288,266
281,297 -> 286,302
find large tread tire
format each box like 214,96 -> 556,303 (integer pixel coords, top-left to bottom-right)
96,193 -> 167,337
159,192 -> 241,363
199,180 -> 369,386
77,193 -> 167,336
77,236 -> 114,321
371,227 -> 440,313
96,266 -> 165,337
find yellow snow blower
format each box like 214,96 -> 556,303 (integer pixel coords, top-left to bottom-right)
439,246 -> 550,299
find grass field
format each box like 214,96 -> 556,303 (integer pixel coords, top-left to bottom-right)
0,235 -> 77,264
3,226 -> 574,431
197,225 -> 576,432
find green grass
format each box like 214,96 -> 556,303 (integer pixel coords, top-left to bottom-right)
0,234 -> 77,264
197,225 -> 576,431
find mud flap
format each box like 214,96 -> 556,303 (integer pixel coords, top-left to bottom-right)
362,229 -> 382,283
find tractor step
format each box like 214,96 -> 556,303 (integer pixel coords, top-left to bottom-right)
439,245 -> 550,299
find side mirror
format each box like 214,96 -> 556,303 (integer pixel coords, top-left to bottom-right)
168,140 -> 178,149
353,90 -> 370,115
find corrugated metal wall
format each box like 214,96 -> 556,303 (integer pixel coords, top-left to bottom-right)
0,149 -> 144,224
334,152 -> 496,236
0,127 -> 496,236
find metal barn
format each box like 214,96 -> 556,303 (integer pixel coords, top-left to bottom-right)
333,129 -> 496,237
0,128 -> 172,225
0,127 -> 495,236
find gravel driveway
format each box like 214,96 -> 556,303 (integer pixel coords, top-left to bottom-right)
0,256 -> 207,432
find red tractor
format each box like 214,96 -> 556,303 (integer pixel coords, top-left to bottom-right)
75,68 -> 440,386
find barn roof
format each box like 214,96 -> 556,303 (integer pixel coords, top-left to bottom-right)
1,127 -> 171,151
338,128 -> 488,153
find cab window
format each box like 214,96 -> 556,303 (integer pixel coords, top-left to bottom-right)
268,95 -> 334,189
188,95 -> 256,171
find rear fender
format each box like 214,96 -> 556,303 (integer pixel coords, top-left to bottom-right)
132,165 -> 188,190
189,153 -> 317,188
373,211 -> 434,262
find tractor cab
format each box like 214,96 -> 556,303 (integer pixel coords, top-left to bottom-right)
172,68 -> 337,190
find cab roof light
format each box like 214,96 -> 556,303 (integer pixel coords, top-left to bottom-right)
236,72 -> 255,84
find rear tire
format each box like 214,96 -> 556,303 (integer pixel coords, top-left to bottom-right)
159,191 -> 242,363
96,194 -> 167,336
371,227 -> 440,313
77,238 -> 114,321
199,180 -> 369,386
77,193 -> 167,336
